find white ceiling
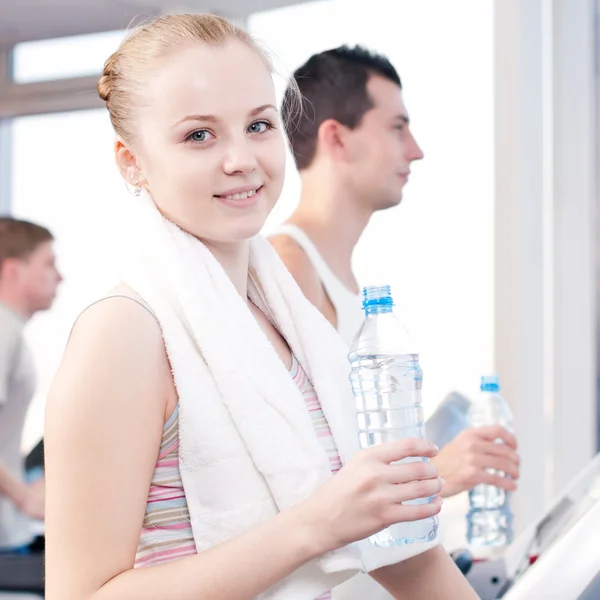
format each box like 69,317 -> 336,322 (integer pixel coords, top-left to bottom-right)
0,0 -> 310,47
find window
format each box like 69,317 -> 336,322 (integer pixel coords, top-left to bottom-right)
12,30 -> 126,83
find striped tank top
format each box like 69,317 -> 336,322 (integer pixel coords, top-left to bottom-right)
135,353 -> 342,600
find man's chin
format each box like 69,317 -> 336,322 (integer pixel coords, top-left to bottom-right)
39,295 -> 57,312
375,194 -> 403,212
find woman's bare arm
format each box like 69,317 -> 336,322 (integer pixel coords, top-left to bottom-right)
370,545 -> 478,599
44,298 -> 327,600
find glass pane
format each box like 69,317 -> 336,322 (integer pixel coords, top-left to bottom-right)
11,109 -> 131,450
12,30 -> 126,83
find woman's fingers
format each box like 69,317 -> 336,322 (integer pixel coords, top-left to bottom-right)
384,494 -> 444,523
388,477 -> 445,503
386,460 -> 439,484
369,438 -> 439,464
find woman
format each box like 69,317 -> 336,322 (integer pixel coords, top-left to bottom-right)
44,14 -> 477,600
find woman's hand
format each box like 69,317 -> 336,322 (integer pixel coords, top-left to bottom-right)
299,438 -> 443,554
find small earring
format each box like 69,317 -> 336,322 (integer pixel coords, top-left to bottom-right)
133,181 -> 141,197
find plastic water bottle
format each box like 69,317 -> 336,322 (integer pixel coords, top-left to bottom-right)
348,285 -> 438,547
466,375 -> 514,548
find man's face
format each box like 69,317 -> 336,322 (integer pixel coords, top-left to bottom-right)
15,241 -> 62,313
343,75 -> 424,211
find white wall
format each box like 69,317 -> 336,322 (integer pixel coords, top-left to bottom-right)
494,0 -> 597,531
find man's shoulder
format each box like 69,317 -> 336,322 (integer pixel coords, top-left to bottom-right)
0,304 -> 27,405
269,234 -> 323,293
270,233 -> 308,260
268,231 -> 338,328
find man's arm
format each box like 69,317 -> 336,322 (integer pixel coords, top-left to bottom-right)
370,546 -> 478,599
0,320 -> 18,408
271,235 -> 518,509
0,458 -> 44,519
0,458 -> 29,508
270,235 -> 337,328
0,322 -> 44,519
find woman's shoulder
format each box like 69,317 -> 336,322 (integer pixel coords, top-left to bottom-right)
66,283 -> 166,377
79,283 -> 158,322
48,283 -> 174,424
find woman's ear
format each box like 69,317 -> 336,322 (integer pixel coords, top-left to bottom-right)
115,138 -> 143,189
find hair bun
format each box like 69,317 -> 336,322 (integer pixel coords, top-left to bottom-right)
97,73 -> 113,103
98,53 -> 119,103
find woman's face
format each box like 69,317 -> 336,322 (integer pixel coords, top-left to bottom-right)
129,40 -> 286,245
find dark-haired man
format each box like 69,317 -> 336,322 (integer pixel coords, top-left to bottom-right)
270,47 -> 519,600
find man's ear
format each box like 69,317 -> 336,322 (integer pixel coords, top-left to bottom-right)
0,257 -> 20,283
317,119 -> 352,162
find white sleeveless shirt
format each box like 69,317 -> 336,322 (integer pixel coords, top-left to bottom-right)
271,225 -> 364,346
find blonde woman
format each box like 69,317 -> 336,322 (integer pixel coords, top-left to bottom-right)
44,14 -> 477,600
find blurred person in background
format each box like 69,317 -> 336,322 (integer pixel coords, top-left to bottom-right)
270,46 -> 519,600
0,216 -> 62,555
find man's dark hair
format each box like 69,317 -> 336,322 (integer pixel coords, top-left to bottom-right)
282,45 -> 402,170
0,217 -> 53,273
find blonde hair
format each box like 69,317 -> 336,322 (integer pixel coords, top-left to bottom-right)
98,14 -> 278,143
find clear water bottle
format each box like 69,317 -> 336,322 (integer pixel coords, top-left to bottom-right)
348,285 -> 438,547
466,375 -> 514,548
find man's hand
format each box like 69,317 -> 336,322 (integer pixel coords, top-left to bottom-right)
431,425 -> 519,498
0,458 -> 45,518
20,478 -> 45,520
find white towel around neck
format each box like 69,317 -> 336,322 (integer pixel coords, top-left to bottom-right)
118,194 -> 438,599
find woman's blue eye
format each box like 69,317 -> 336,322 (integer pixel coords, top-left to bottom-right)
248,121 -> 271,134
189,130 -> 213,143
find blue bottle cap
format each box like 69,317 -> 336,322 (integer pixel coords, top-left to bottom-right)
480,375 -> 500,393
362,285 -> 394,314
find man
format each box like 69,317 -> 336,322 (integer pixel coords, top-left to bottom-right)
0,217 -> 62,554
270,47 -> 519,598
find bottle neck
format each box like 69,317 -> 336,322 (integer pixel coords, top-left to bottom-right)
480,386 -> 500,394
365,306 -> 394,317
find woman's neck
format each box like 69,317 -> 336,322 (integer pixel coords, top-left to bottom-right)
152,194 -> 252,300
203,239 -> 251,299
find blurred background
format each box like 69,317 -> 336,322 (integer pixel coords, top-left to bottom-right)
0,0 -> 597,539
